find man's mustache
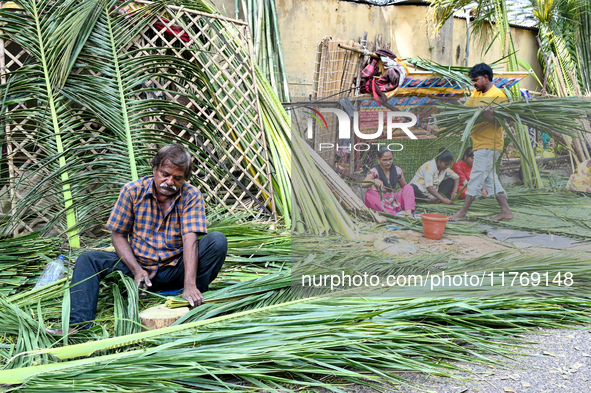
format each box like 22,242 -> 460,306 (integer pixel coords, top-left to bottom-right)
159,182 -> 178,191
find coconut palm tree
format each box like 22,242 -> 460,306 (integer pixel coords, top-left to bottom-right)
530,0 -> 591,98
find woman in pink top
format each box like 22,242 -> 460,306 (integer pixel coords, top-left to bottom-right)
362,147 -> 415,216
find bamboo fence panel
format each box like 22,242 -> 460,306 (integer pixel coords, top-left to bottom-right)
0,4 -> 275,236
310,38 -> 364,165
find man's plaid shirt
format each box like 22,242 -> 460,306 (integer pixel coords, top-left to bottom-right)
107,176 -> 207,278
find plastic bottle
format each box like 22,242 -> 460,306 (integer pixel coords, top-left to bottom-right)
34,255 -> 66,289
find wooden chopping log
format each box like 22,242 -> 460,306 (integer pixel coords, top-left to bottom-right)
139,304 -> 190,330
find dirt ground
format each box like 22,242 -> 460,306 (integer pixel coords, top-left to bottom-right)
323,327 -> 591,393
373,228 -> 591,259
345,229 -> 591,392
392,230 -> 512,258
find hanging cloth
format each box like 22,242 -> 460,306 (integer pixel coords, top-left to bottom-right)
360,49 -> 408,107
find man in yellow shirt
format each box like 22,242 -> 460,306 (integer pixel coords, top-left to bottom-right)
450,63 -> 513,221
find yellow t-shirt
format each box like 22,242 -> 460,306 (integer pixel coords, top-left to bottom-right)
465,86 -> 507,152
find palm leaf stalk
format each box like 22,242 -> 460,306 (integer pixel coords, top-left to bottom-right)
0,0 -> 106,246
256,66 -> 357,236
256,66 -> 293,225
241,0 -> 290,102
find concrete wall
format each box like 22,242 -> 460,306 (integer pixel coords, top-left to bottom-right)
210,0 -> 237,18
210,0 -> 542,99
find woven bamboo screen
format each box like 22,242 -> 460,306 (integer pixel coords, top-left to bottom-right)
310,37 -> 364,165
0,4 -> 275,235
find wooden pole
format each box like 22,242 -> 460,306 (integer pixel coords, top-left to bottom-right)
337,43 -> 379,59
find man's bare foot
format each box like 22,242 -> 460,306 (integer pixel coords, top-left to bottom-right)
490,212 -> 514,221
448,212 -> 467,222
45,327 -> 79,336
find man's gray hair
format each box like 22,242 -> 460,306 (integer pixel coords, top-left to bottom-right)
151,144 -> 192,178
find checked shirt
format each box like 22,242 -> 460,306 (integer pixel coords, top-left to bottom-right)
107,176 -> 207,278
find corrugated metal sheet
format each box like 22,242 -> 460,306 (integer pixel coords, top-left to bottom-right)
453,0 -> 537,28
340,0 -> 411,4
340,0 -> 537,28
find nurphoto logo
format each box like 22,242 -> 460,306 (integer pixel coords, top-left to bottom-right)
304,107 -> 418,152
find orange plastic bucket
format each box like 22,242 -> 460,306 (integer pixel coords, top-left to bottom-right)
421,213 -> 449,240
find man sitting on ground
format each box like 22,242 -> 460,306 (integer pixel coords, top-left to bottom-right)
48,144 -> 227,334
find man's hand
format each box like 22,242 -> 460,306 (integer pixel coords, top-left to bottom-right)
442,198 -> 453,205
182,286 -> 203,307
133,269 -> 152,290
450,191 -> 458,200
112,231 -> 150,290
181,232 -> 201,307
478,104 -> 495,122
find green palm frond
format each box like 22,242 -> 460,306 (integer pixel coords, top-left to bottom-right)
426,0 -> 475,35
0,0 -> 106,247
3,288 -> 591,389
532,0 -> 586,94
0,0 -> 218,240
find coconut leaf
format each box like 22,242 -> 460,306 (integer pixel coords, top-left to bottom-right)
0,0 -> 218,239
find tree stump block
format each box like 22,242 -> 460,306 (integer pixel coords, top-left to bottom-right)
139,304 -> 190,330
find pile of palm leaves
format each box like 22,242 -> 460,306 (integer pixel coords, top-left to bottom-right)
0,233 -> 62,296
3,243 -> 591,391
207,211 -> 291,285
256,65 -> 359,237
292,234 -> 591,297
3,215 -> 591,390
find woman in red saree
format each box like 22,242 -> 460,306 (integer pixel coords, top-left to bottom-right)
452,147 -> 488,199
